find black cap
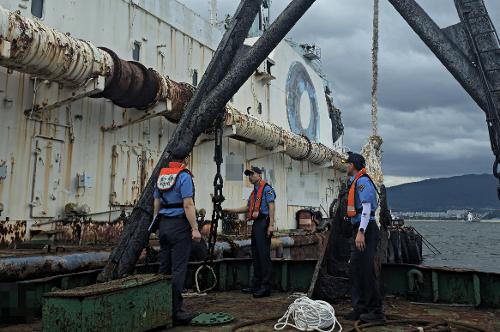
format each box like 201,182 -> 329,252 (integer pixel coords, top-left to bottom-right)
344,152 -> 366,170
244,166 -> 263,176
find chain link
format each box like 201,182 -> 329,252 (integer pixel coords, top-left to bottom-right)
207,117 -> 225,264
196,118 -> 225,292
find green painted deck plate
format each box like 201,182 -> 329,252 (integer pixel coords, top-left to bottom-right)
191,312 -> 234,326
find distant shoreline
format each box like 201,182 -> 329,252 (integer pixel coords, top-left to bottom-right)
407,219 -> 500,223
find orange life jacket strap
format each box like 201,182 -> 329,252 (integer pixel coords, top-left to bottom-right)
248,180 -> 267,220
347,168 -> 367,218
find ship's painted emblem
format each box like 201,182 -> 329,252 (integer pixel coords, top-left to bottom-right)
157,173 -> 178,190
286,61 -> 319,141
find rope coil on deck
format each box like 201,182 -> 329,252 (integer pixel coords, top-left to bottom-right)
274,296 -> 342,332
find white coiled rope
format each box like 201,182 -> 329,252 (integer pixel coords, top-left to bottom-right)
274,296 -> 342,332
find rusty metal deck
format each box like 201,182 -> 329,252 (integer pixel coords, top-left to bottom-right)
179,292 -> 498,331
2,292 -> 497,331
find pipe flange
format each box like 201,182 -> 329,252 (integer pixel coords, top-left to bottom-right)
135,65 -> 161,110
90,47 -> 123,99
295,134 -> 313,161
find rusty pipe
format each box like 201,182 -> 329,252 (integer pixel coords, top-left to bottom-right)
0,6 -> 186,112
0,251 -> 110,282
90,48 -> 165,110
0,7 -> 113,85
226,106 -> 346,169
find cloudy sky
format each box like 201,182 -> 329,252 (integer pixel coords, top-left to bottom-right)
177,0 -> 500,186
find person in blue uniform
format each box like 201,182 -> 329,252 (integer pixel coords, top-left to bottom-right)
153,155 -> 201,325
343,152 -> 385,323
224,166 -> 276,298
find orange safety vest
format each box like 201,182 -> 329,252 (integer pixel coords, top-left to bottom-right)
347,168 -> 368,217
156,162 -> 193,192
248,179 -> 267,220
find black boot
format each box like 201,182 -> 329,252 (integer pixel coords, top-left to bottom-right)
173,308 -> 197,325
360,312 -> 385,323
252,287 -> 271,298
343,310 -> 361,321
241,287 -> 258,294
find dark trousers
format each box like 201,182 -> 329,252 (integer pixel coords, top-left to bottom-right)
158,215 -> 192,315
350,221 -> 383,314
251,215 -> 272,290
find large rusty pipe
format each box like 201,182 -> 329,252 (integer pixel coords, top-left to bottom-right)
0,7 -> 113,85
0,252 -> 110,282
0,6 -> 186,111
90,47 -> 168,110
226,106 -> 346,169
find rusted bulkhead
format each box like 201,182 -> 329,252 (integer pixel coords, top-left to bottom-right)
0,2 -> 345,248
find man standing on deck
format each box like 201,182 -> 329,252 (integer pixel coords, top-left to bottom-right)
153,154 -> 201,325
343,152 -> 385,323
223,166 -> 276,298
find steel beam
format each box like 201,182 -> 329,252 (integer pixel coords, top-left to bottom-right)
388,0 -> 488,112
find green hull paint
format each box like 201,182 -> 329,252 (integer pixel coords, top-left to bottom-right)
2,259 -> 500,324
383,264 -> 500,308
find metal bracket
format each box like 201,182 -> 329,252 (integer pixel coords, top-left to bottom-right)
101,103 -> 167,132
30,76 -> 106,113
247,146 -> 286,162
195,126 -> 245,146
303,159 -> 336,172
0,39 -> 11,59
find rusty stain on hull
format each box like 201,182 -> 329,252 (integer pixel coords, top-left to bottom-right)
0,220 -> 26,247
55,219 -> 124,245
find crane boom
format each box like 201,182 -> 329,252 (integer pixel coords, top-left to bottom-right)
388,0 -> 500,200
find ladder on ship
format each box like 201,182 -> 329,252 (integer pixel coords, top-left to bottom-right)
455,0 -> 500,198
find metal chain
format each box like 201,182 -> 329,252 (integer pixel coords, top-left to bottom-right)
207,117 -> 225,263
195,118 -> 225,293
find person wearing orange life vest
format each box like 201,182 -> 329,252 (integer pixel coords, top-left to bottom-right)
153,154 -> 201,325
223,166 -> 276,298
342,152 -> 385,323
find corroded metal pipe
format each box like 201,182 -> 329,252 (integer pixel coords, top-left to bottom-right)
0,6 -> 188,112
0,7 -> 113,85
226,106 -> 346,168
0,252 -> 110,282
90,47 -> 167,110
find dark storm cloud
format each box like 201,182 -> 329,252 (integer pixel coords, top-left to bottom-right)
177,0 -> 500,180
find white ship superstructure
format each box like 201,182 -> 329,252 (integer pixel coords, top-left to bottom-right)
0,0 -> 345,245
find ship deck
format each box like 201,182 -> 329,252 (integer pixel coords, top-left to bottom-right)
2,291 -> 497,331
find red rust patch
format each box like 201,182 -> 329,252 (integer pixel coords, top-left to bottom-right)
0,220 -> 26,247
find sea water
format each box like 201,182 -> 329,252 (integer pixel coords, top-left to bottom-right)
406,219 -> 500,273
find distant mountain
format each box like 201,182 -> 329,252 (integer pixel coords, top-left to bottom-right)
386,174 -> 499,212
